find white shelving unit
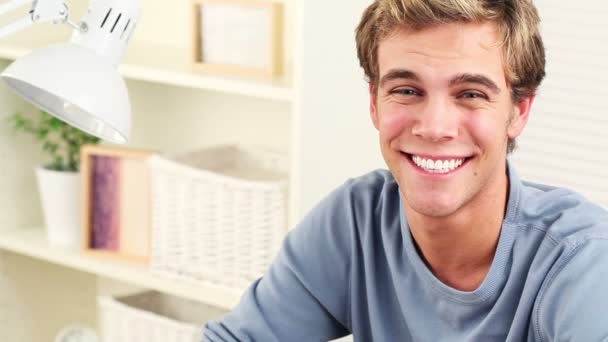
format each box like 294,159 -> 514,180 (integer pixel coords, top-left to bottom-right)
0,0 -> 376,340
0,0 -> 298,337
0,227 -> 242,309
0,40 -> 294,102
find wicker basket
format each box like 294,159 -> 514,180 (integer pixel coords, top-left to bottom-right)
148,145 -> 289,289
98,291 -> 227,342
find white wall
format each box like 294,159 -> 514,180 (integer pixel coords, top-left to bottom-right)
293,0 -> 384,218
511,0 -> 608,206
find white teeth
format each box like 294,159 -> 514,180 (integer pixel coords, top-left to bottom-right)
410,155 -> 467,173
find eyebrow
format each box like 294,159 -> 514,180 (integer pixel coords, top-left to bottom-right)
378,69 -> 501,95
449,73 -> 501,95
379,69 -> 420,89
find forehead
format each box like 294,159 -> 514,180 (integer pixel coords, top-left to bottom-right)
378,21 -> 506,84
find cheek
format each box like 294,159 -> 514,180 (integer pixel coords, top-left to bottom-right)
464,111 -> 508,147
377,103 -> 414,142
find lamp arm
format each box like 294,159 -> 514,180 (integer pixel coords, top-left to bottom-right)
0,0 -> 77,39
0,16 -> 33,38
0,0 -> 32,15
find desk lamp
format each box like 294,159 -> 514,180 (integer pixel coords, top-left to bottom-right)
0,0 -> 141,143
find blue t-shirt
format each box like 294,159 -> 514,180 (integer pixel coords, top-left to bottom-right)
203,163 -> 608,341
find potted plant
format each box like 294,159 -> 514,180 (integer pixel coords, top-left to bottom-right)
10,110 -> 100,246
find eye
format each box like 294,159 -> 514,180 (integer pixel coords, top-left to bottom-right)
390,88 -> 421,96
459,91 -> 488,100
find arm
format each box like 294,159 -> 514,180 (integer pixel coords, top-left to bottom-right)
203,183 -> 355,342
534,238 -> 608,342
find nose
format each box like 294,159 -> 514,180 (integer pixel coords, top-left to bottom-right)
411,98 -> 458,142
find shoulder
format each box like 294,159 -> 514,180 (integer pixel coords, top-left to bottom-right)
288,169 -> 399,254
343,169 -> 400,209
333,169 -> 401,232
308,169 -> 399,220
341,169 -> 398,199
533,238 -> 608,341
513,180 -> 608,340
517,179 -> 608,244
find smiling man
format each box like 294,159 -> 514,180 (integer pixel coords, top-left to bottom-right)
369,19 -> 533,293
204,1 -> 608,341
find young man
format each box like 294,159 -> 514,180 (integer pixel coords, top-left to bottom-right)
204,1 -> 608,341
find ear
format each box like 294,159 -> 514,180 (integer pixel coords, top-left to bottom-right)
370,82 -> 379,130
507,95 -> 535,139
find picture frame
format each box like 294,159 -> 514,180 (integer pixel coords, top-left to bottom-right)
191,0 -> 284,78
80,145 -> 155,263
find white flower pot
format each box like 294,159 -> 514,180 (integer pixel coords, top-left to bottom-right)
36,167 -> 81,247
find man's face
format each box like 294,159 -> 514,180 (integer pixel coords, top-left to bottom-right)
370,21 -> 532,219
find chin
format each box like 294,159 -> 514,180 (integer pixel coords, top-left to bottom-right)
404,193 -> 463,218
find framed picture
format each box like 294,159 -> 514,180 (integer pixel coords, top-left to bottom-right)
80,145 -> 155,263
191,0 -> 284,78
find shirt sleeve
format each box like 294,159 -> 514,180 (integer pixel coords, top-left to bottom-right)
534,238 -> 608,342
202,183 -> 355,342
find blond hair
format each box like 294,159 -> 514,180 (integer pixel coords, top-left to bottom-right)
355,0 -> 546,153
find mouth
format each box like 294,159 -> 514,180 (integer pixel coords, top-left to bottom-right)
402,152 -> 473,175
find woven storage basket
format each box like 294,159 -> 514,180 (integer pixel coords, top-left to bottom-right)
148,145 -> 288,289
98,291 -> 226,342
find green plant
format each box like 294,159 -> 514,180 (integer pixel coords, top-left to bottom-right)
10,110 -> 100,172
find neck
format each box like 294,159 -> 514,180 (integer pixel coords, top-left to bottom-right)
405,169 -> 510,291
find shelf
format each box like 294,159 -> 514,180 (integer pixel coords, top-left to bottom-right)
0,40 -> 294,102
0,227 -> 243,310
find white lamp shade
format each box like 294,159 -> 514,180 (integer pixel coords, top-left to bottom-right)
1,42 -> 131,143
